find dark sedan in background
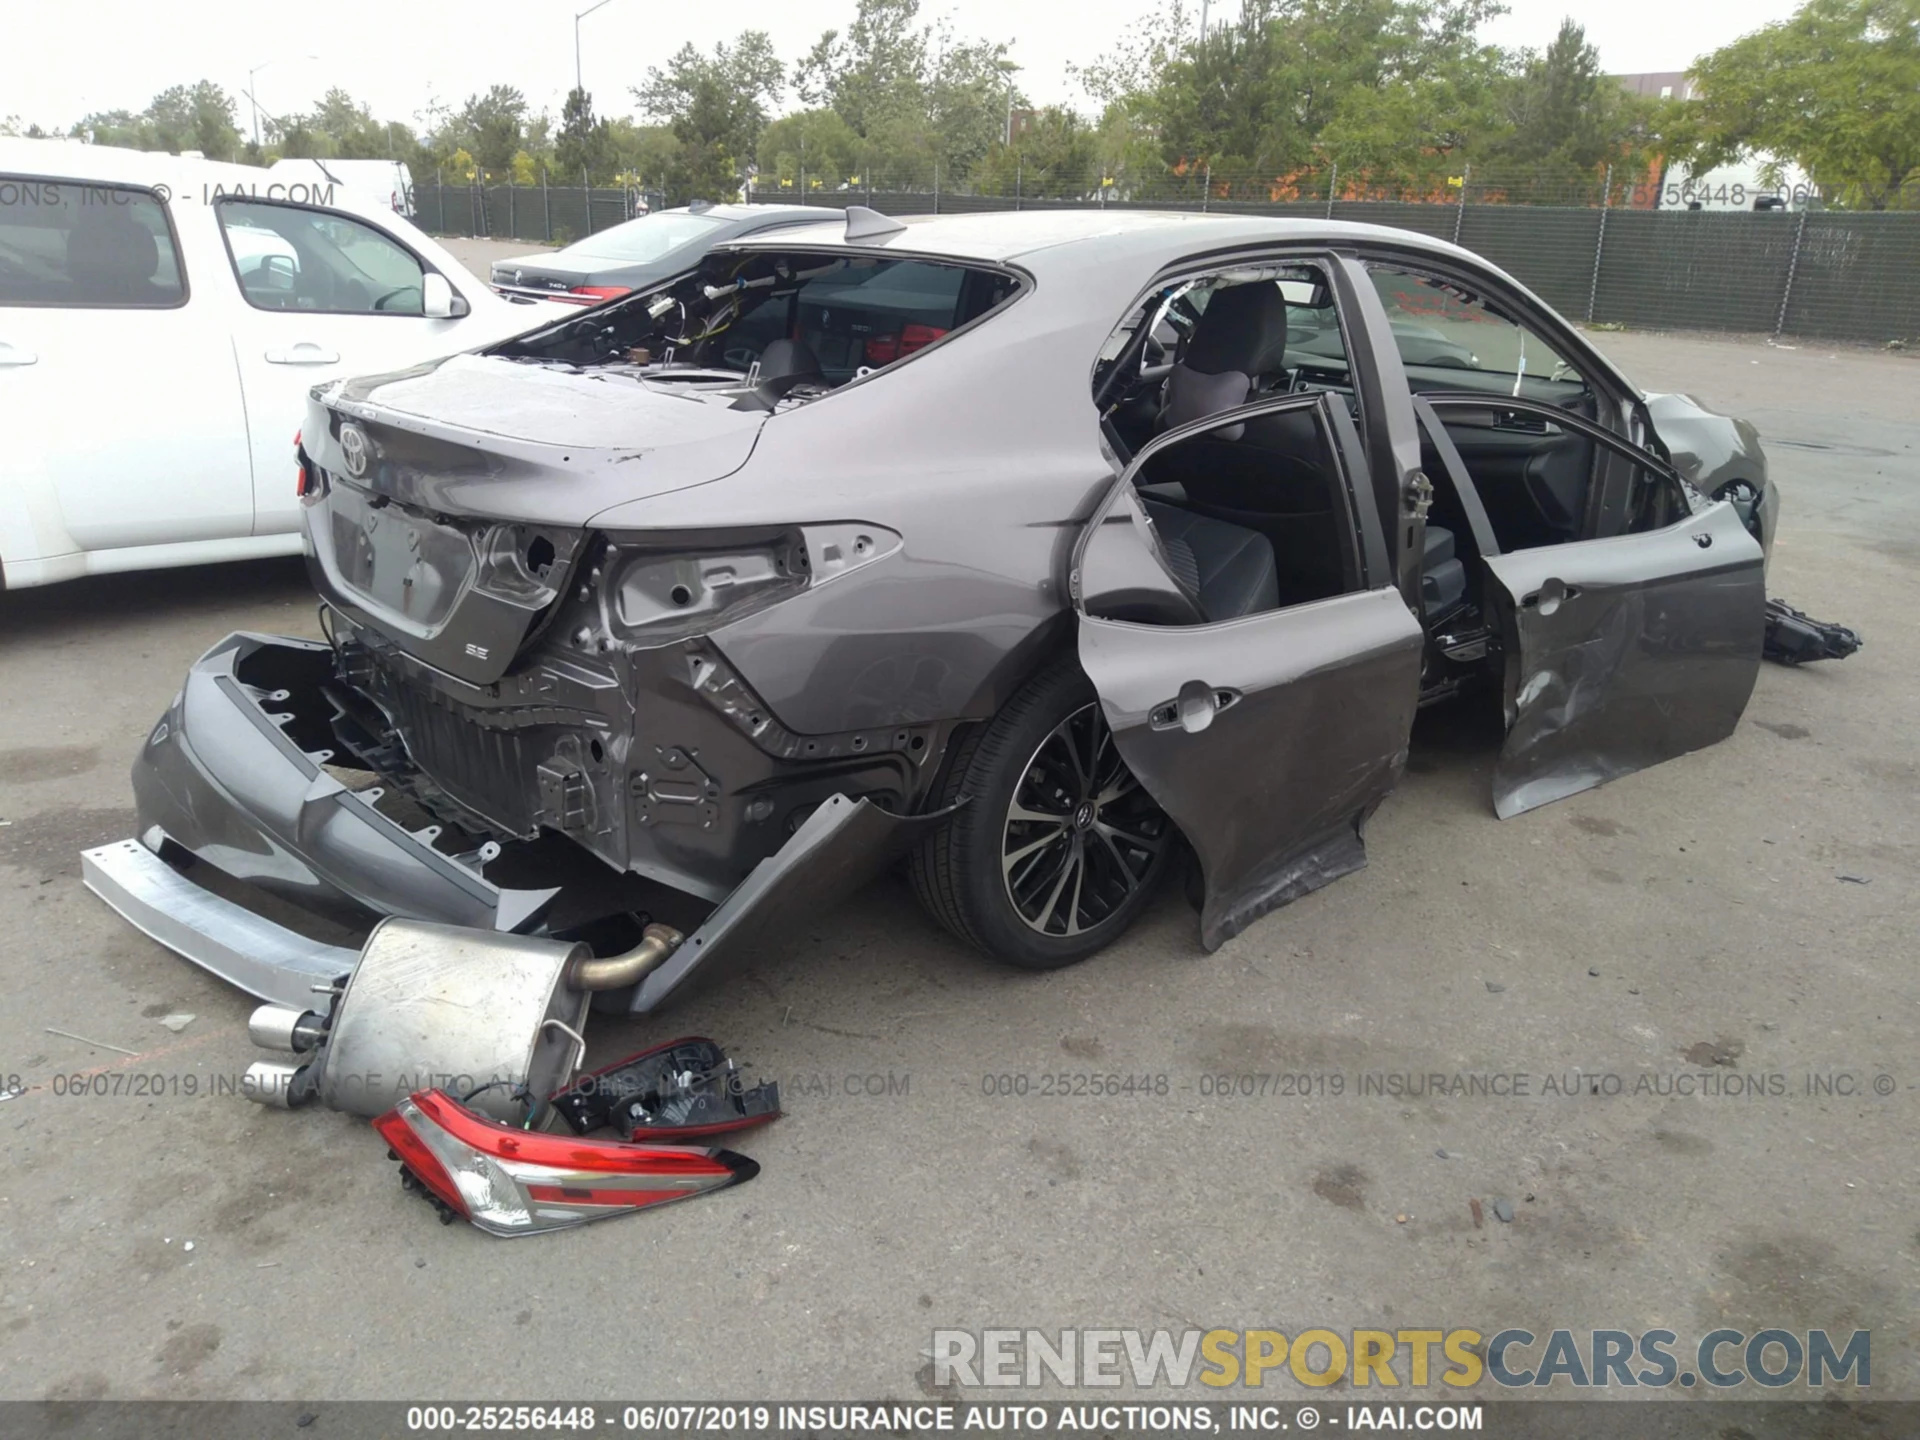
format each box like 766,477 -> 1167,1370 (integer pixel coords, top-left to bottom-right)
490,202 -> 840,305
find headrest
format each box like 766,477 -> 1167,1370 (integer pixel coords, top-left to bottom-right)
1184,282 -> 1290,377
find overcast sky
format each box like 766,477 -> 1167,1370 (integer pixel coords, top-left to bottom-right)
4,0 -> 1803,136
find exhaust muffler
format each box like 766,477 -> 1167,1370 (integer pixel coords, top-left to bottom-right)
243,918 -> 683,1124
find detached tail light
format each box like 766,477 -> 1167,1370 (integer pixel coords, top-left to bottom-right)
568,285 -> 632,305
864,323 -> 948,366
373,1090 -> 756,1237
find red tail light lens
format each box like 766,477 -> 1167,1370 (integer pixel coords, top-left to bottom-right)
568,285 -> 632,304
372,1090 -> 756,1236
864,323 -> 948,366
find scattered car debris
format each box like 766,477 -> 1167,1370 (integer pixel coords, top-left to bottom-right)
1763,598 -> 1862,665
550,1037 -> 781,1140
1837,874 -> 1871,885
227,919 -> 772,1236
374,1088 -> 758,1236
45,1027 -> 137,1057
158,1013 -> 195,1033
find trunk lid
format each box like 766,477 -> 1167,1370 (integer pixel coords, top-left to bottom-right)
304,353 -> 767,684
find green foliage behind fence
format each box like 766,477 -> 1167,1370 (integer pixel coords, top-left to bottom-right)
418,182 -> 1920,345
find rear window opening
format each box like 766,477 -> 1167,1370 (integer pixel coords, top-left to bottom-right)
497,248 -> 1020,409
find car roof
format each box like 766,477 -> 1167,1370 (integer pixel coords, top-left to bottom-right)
688,203 -> 841,226
726,207 -> 1483,272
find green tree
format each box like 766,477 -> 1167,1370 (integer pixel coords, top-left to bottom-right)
459,85 -> 530,176
605,119 -> 681,190
793,0 -> 1018,183
555,88 -> 613,184
635,32 -> 785,200
1471,20 -> 1671,201
272,89 -> 416,162
1687,0 -> 1920,208
146,81 -> 244,159
758,108 -> 863,191
75,82 -> 244,160
794,0 -> 929,139
1117,0 -> 1506,197
970,107 -> 1099,197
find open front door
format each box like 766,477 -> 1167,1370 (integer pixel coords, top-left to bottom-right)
1422,397 -> 1766,818
1074,394 -> 1423,951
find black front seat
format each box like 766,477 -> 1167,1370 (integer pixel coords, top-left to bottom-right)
1143,500 -> 1279,621
1161,282 -> 1292,437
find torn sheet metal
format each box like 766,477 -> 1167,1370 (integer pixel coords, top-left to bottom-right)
1485,499 -> 1765,819
628,793 -> 958,1013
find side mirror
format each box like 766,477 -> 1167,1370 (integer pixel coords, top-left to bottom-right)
422,272 -> 468,319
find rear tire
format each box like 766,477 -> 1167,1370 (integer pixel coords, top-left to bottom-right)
909,663 -> 1172,969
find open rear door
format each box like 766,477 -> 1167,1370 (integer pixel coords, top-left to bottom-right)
1424,398 -> 1767,817
1074,394 -> 1424,950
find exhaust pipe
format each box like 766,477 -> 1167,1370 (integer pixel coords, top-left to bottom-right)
244,1058 -> 312,1109
248,1004 -> 329,1053
565,922 -> 683,992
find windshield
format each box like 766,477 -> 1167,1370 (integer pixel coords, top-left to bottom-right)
564,212 -> 727,264
499,247 -> 1019,404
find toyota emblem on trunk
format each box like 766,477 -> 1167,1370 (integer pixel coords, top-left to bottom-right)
339,423 -> 369,477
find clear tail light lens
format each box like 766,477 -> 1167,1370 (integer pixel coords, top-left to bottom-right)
373,1090 -> 756,1236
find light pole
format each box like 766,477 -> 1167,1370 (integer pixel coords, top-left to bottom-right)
575,0 -> 615,96
246,54 -> 317,149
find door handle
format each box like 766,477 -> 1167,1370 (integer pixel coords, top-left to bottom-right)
1149,681 -> 1243,734
264,342 -> 340,365
1521,578 -> 1582,615
0,343 -> 37,367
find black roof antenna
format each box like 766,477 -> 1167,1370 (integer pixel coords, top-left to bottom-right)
845,205 -> 907,243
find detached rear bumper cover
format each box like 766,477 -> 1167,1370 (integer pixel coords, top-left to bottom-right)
89,633 -> 941,1011
123,633 -> 544,935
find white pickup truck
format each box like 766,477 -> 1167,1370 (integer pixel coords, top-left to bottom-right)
0,139 -> 562,588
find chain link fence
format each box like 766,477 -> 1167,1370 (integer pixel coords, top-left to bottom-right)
417,173 -> 1920,346
413,183 -> 643,247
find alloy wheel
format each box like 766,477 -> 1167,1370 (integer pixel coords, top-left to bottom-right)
1001,702 -> 1168,936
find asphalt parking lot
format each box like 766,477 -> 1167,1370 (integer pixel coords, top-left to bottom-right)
1,239 -> 1915,1404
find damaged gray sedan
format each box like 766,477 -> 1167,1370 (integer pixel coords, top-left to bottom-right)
89,208 -> 1778,1013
